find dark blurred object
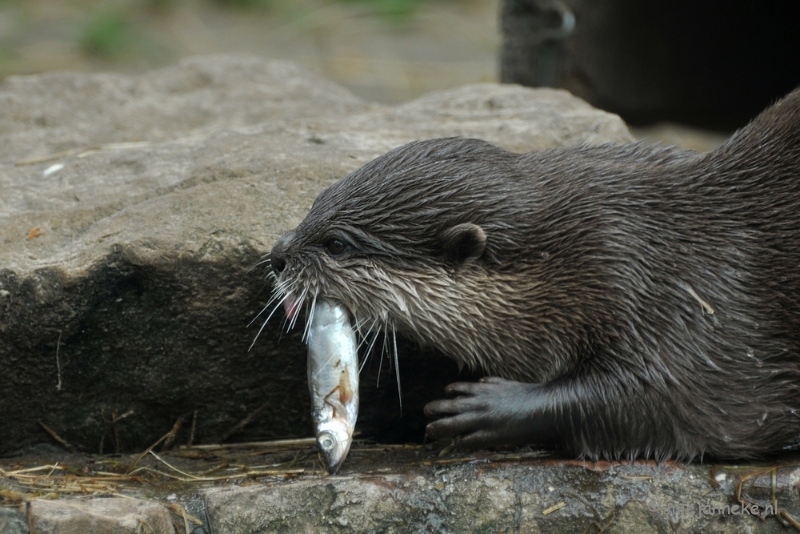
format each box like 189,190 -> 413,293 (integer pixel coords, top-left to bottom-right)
501,0 -> 800,129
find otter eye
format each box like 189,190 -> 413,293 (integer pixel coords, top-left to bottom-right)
324,238 -> 347,256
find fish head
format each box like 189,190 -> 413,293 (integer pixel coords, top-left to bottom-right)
315,418 -> 353,475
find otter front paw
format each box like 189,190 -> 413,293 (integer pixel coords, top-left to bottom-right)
424,377 -> 550,449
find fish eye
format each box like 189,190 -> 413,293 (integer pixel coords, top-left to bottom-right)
324,238 -> 347,256
319,433 -> 335,451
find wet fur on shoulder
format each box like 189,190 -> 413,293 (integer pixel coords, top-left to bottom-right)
270,88 -> 800,460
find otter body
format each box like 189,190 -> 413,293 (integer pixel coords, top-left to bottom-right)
271,89 -> 800,460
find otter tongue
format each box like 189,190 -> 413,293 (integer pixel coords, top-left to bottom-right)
283,294 -> 301,321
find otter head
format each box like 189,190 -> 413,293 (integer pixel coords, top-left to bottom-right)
269,137 -> 543,375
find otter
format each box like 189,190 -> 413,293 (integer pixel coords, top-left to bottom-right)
269,88 -> 800,461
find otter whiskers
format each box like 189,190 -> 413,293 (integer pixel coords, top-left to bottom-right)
301,294 -> 317,343
248,268 -> 302,350
287,287 -> 308,332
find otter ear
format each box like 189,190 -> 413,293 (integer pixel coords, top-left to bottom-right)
439,223 -> 487,265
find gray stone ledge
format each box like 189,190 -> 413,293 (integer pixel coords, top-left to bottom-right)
0,54 -> 632,455
3,449 -> 800,533
202,461 -> 800,533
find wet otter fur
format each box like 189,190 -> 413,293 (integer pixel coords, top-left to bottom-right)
270,88 -> 800,461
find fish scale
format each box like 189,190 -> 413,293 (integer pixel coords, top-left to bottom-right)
306,299 -> 359,474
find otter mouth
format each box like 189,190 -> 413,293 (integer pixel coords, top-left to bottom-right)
283,293 -> 354,324
283,293 -> 303,322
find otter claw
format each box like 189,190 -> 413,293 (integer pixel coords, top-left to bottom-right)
425,378 -> 550,448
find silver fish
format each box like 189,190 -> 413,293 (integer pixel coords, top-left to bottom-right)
306,299 -> 359,474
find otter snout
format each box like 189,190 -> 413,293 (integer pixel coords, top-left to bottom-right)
270,231 -> 295,275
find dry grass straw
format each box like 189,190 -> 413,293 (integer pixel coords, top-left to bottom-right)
0,436 -> 329,505
731,467 -> 800,531
166,502 -> 203,534
126,450 -> 305,482
0,463 -> 135,500
1,436 -> 439,506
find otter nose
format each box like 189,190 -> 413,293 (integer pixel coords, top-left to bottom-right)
272,255 -> 286,274
270,231 -> 295,276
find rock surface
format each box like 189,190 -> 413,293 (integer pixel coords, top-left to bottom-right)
0,506 -> 27,534
205,461 -> 798,534
28,497 -> 173,534
0,54 -> 632,456
4,451 -> 800,534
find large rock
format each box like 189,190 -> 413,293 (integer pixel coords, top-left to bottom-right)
28,497 -> 173,534
0,54 -> 632,455
5,452 -> 798,533
0,506 -> 27,534
204,461 -> 798,533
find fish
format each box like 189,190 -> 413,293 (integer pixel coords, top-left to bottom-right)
305,299 -> 359,474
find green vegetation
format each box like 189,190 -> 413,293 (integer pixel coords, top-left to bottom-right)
209,0 -> 272,8
6,0 -> 474,72
78,10 -> 138,58
340,0 -> 423,23
143,0 -> 180,11
206,0 -> 430,22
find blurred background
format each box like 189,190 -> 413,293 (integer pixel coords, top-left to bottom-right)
0,0 -> 500,104
2,0 -> 799,151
